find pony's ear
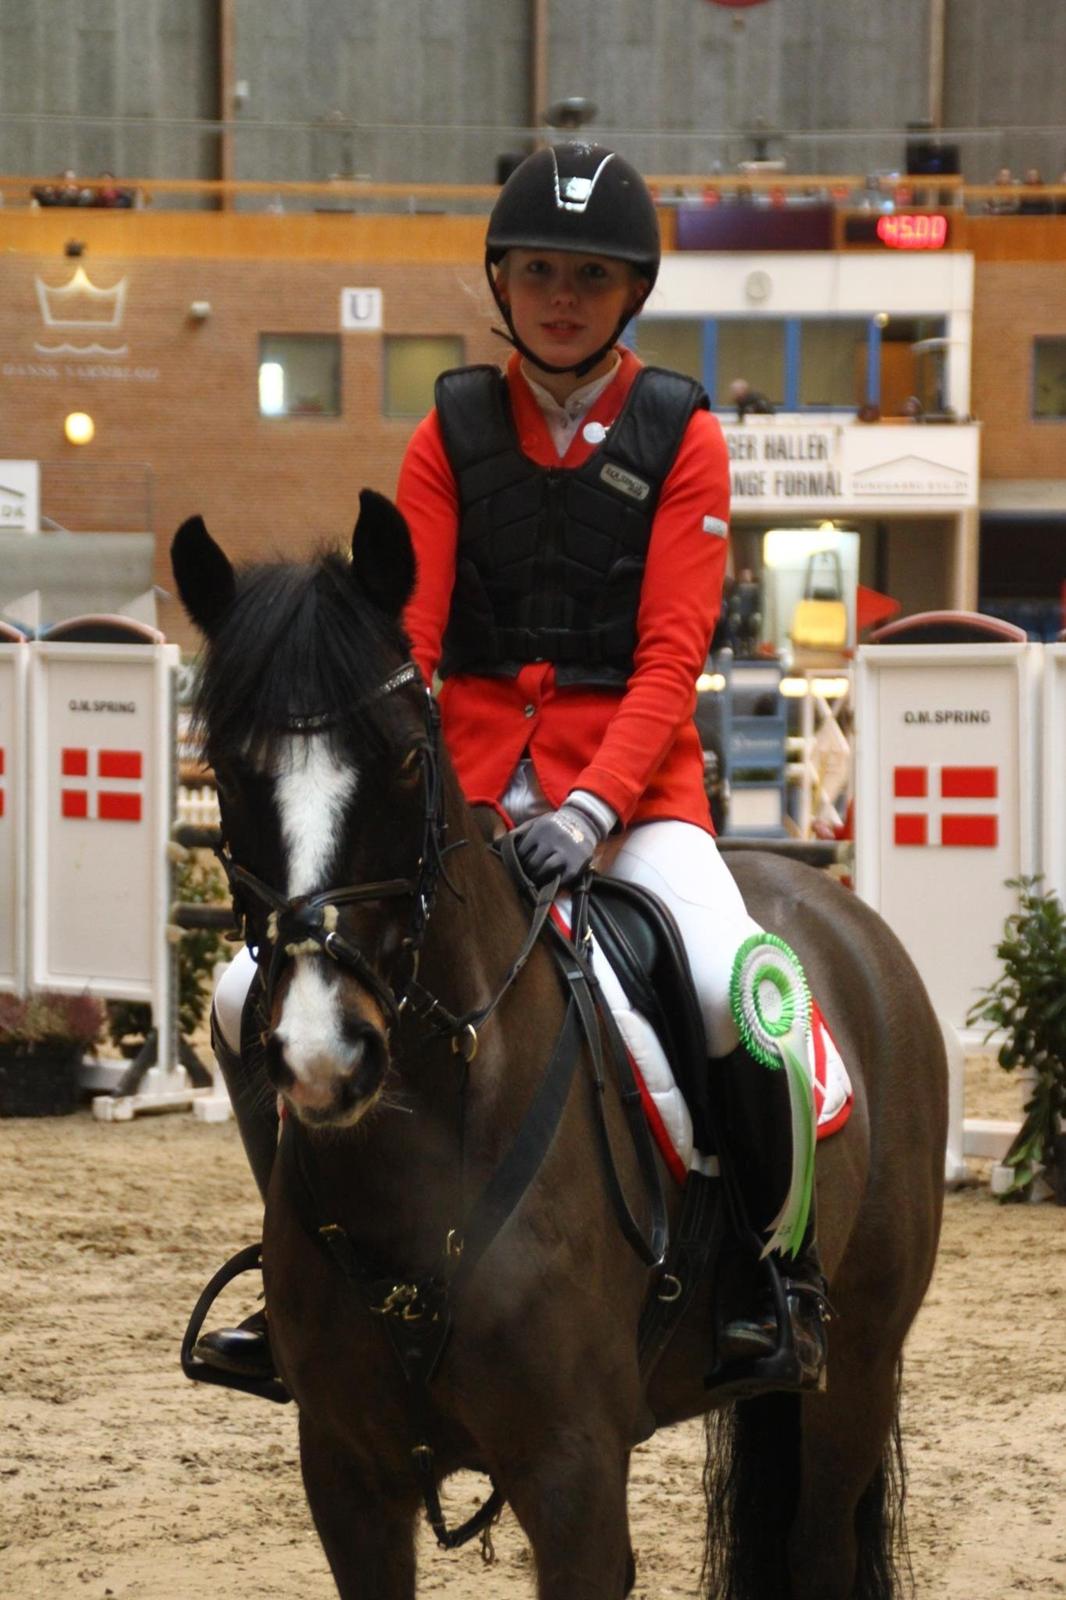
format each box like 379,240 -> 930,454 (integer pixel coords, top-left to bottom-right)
350,489 -> 416,620
170,515 -> 237,636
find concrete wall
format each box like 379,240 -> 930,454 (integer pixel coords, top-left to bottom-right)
945,0 -> 1066,181
1,0 -> 1063,187
0,0 -> 218,183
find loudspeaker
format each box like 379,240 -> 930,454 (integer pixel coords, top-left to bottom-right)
905,139 -> 960,176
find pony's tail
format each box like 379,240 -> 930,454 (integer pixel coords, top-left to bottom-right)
701,1361 -> 912,1599
702,1394 -> 801,1599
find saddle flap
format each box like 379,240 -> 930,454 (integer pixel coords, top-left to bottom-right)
587,877 -> 712,1150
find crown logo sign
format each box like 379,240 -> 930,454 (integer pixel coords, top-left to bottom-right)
35,264 -> 128,328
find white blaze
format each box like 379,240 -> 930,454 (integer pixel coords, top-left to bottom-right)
273,736 -> 361,1090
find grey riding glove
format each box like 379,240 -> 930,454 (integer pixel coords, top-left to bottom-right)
514,793 -> 613,887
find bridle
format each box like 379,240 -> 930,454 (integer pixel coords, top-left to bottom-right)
214,660 -> 450,1035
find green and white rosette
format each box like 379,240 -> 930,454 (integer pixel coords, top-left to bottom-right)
729,932 -> 815,1261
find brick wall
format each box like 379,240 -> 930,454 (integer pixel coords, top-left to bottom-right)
0,250 -> 498,648
972,261 -> 1066,480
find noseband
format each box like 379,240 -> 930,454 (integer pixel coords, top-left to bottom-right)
215,661 -> 448,1033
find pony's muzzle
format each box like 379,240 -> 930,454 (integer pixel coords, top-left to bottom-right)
265,1016 -> 389,1126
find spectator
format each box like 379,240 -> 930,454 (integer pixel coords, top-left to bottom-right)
985,166 -> 1018,214
901,394 -> 924,423
727,566 -> 763,657
729,376 -> 774,421
93,171 -> 133,208
855,401 -> 881,423
33,169 -> 93,207
1019,167 -> 1053,214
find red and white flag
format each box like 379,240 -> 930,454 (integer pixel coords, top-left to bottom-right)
892,764 -> 998,848
60,747 -> 143,823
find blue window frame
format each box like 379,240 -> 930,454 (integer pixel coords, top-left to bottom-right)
634,316 -> 885,413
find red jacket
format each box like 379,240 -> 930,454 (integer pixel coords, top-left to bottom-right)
397,348 -> 730,832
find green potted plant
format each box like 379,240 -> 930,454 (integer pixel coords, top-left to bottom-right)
967,875 -> 1066,1203
0,990 -> 105,1116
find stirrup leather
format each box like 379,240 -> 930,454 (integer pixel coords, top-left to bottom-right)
180,1242 -> 291,1404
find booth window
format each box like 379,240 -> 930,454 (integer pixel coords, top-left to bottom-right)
634,319 -> 704,382
1033,338 -> 1066,420
258,334 -> 341,418
799,320 -> 870,409
384,336 -> 464,417
714,320 -> 785,410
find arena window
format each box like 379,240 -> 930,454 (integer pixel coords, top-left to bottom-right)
632,318 -> 704,383
257,333 -> 341,419
383,335 -> 464,418
798,319 -> 870,409
1032,337 -> 1066,421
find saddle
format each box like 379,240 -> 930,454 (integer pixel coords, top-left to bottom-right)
586,878 -> 713,1155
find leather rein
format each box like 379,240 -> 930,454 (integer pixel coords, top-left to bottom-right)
211,658 -> 669,1548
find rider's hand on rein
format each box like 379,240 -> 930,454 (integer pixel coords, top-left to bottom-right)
513,793 -> 613,887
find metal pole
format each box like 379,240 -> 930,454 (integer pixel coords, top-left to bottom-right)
531,0 -> 549,145
218,0 -> 236,210
928,0 -> 946,130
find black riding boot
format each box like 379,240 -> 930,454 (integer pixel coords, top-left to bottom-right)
707,1043 -> 829,1394
190,1011 -> 279,1381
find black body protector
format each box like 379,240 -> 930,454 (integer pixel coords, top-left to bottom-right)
434,364 -> 710,689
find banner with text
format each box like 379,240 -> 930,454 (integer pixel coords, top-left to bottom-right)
723,422 -> 979,513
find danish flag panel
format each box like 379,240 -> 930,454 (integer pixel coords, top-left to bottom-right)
60,747 -> 144,823
892,764 -> 998,848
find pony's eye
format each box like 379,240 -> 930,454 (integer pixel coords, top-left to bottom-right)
396,747 -> 422,788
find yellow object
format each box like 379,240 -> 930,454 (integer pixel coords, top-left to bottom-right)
792,596 -> 847,650
64,411 -> 95,444
791,549 -> 847,651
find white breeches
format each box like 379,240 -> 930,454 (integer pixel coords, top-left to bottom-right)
214,942 -> 257,1055
596,821 -> 763,1057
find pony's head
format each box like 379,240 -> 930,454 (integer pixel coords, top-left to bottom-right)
171,491 -> 435,1128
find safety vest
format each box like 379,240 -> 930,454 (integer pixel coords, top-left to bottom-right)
434,364 -> 709,688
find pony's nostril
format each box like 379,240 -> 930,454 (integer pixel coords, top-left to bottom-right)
337,1076 -> 360,1113
265,1033 -> 294,1088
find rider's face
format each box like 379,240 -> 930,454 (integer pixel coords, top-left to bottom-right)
497,249 -> 643,376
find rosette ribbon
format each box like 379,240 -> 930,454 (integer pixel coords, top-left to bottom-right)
729,933 -> 815,1260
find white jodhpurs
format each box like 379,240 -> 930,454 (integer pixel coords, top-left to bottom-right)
211,817 -> 763,1063
213,943 -> 257,1055
596,821 -> 763,1058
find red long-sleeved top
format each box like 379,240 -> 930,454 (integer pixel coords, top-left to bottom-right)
397,348 -> 730,832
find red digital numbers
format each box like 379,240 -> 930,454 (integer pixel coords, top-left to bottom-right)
875,214 -> 949,250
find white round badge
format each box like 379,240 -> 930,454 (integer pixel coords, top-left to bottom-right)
582,421 -> 608,444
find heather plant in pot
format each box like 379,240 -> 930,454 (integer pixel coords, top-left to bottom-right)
0,990 -> 105,1116
967,876 -> 1066,1202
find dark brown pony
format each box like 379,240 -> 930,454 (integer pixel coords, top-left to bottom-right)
172,491 -> 946,1600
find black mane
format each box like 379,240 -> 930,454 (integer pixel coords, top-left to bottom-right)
192,549 -> 411,767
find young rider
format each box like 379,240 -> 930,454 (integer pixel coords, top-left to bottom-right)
196,143 -> 828,1392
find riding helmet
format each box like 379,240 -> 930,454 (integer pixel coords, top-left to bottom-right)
485,142 -> 661,375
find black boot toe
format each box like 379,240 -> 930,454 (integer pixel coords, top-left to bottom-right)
193,1309 -> 275,1380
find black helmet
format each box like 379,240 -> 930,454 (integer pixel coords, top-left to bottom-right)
487,143 -> 660,286
485,142 -> 661,376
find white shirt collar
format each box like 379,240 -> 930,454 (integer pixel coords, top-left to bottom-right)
519,356 -> 621,457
